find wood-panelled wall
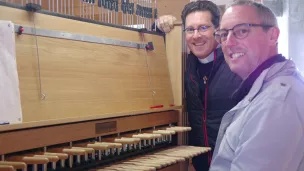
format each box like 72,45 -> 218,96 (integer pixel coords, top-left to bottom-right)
0,5 -> 176,122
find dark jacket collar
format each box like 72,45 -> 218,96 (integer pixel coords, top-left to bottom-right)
231,54 -> 287,103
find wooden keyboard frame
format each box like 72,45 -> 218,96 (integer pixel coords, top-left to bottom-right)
0,109 -> 179,154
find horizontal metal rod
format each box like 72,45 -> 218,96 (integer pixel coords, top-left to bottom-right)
14,24 -> 146,49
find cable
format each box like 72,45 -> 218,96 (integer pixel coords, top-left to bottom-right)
31,10 -> 45,100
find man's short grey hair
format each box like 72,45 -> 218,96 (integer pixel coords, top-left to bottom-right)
227,0 -> 278,27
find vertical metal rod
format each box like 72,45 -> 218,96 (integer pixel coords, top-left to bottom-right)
142,0 -> 144,29
116,1 -> 118,24
137,0 -> 139,28
99,4 -> 101,21
147,0 -> 149,30
146,0 -> 148,29
106,1 -> 110,23
107,9 -> 110,23
151,0 -> 153,30
82,0 -> 85,18
87,1 -> 89,19
154,0 -> 156,31
148,0 -> 150,29
56,0 -> 58,12
120,0 -> 122,25
72,0 -> 74,15
111,10 -> 113,24
122,0 -> 124,25
68,0 -> 70,15
128,0 -> 130,26
110,0 -> 112,23
113,7 -> 115,24
126,0 -> 129,27
93,1 -> 95,20
114,0 -> 116,24
91,1 -> 93,20
129,0 -> 131,26
90,1 -> 92,20
138,0 -> 140,28
143,0 -> 144,29
126,0 -> 128,26
88,1 -> 91,19
48,0 -> 50,11
64,0 -> 66,14
132,0 -> 134,27
145,0 -> 147,29
101,3 -> 104,22
141,0 -> 143,28
143,0 -> 145,29
136,0 -> 138,27
79,0 -> 82,17
125,0 -> 127,26
149,0 -> 151,30
52,0 -> 54,12
82,2 -> 87,18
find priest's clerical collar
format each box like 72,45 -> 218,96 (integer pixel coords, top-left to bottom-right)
197,44 -> 221,64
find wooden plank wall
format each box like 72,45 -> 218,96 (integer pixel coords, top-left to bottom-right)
165,23 -> 185,145
0,5 -> 175,122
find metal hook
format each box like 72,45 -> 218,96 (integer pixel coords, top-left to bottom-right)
41,93 -> 46,100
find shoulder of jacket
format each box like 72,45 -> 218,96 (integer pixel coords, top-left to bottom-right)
261,75 -> 304,102
185,54 -> 198,72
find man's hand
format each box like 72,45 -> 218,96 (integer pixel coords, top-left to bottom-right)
156,15 -> 177,33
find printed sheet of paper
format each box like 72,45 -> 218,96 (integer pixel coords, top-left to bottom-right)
0,20 -> 22,124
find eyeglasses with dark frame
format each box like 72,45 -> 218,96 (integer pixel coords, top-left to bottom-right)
213,23 -> 273,43
183,25 -> 213,35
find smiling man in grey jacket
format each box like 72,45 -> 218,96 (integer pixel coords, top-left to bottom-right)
210,1 -> 304,171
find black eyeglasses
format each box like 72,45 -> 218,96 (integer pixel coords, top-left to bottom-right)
183,25 -> 212,35
213,23 -> 273,43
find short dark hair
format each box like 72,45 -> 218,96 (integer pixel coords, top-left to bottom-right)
181,0 -> 221,28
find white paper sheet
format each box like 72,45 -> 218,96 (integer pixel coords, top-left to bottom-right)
0,20 -> 22,124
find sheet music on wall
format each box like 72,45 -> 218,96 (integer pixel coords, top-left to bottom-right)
0,20 -> 22,124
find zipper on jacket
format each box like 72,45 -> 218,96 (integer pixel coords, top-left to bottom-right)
202,50 -> 217,166
203,84 -> 211,165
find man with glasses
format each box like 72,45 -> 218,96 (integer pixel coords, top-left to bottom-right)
210,1 -> 304,171
157,1 -> 242,170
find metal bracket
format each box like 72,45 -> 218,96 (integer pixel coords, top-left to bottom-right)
145,41 -> 154,51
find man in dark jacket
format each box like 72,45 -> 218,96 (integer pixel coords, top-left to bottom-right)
157,1 -> 242,171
